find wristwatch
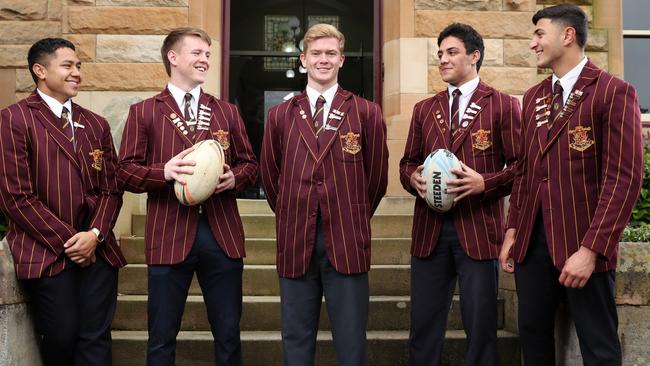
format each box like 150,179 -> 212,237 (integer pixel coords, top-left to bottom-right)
91,228 -> 105,243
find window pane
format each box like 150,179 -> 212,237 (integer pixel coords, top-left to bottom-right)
623,0 -> 650,30
624,38 -> 650,113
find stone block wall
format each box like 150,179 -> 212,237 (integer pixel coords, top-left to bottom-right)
500,242 -> 650,365
0,0 -> 223,237
0,239 -> 42,366
382,0 -> 615,197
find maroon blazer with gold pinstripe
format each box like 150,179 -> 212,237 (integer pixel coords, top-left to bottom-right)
507,61 -> 643,272
260,88 -> 388,278
0,91 -> 126,279
117,88 -> 257,265
399,82 -> 521,260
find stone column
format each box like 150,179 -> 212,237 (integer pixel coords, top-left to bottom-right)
0,238 -> 42,366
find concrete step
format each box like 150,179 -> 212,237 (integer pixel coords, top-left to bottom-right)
131,213 -> 414,238
118,264 -> 410,296
119,236 -> 412,265
112,295 -> 505,332
111,330 -> 521,366
230,197 -> 416,215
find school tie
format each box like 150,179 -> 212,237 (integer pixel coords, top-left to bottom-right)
60,107 -> 74,142
184,93 -> 195,138
450,89 -> 462,132
313,95 -> 326,131
550,80 -> 564,125
184,93 -> 193,122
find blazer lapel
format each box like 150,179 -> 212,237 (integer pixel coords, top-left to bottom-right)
155,89 -> 195,148
543,61 -> 600,155
316,88 -> 352,161
533,80 -> 552,151
71,104 -> 91,169
451,83 -> 492,153
195,91 -> 215,142
292,93 -> 319,161
431,92 -> 452,150
26,92 -> 80,169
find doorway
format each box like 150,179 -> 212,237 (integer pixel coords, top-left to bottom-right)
224,0 -> 379,198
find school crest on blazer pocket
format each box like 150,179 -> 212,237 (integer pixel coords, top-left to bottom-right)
569,126 -> 594,152
471,129 -> 492,151
89,149 -> 104,171
340,132 -> 362,155
214,129 -> 230,150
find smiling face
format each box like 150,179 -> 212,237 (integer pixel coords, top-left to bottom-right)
437,36 -> 479,87
32,47 -> 81,104
529,18 -> 567,70
300,37 -> 345,92
168,35 -> 210,91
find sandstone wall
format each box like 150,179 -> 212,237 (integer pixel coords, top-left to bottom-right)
382,0 -> 615,196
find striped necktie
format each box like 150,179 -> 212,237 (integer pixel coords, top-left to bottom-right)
550,80 -> 564,125
313,95 -> 326,130
450,89 -> 462,132
60,107 -> 74,142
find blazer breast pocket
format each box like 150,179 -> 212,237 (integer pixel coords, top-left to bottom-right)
337,131 -> 363,163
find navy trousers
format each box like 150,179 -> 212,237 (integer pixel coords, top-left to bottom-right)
515,213 -> 621,366
409,216 -> 499,366
279,217 -> 369,366
24,256 -> 118,366
146,214 -> 243,366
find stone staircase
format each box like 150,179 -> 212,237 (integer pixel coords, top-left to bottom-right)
111,198 -> 521,365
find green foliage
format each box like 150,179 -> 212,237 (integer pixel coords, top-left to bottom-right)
621,223 -> 650,242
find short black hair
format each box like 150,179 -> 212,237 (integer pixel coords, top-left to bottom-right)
532,4 -> 588,49
27,38 -> 76,84
437,23 -> 485,72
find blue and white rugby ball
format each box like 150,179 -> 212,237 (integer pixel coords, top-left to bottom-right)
421,149 -> 461,212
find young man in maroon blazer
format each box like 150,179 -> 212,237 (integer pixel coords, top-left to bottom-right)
0,38 -> 126,366
118,28 -> 257,365
399,23 -> 521,365
260,24 -> 388,366
499,5 -> 643,365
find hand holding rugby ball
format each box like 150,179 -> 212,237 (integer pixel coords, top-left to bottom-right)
174,139 -> 225,206
420,149 -> 461,212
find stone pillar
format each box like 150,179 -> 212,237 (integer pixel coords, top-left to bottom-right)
0,239 -> 42,366
553,242 -> 650,365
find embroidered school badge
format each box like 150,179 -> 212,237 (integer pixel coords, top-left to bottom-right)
214,129 -> 230,150
89,149 -> 104,171
569,126 -> 594,152
471,129 -> 492,151
340,132 -> 362,155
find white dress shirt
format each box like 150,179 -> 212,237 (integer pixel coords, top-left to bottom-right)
447,76 -> 480,124
552,56 -> 588,104
37,88 -> 74,138
306,83 -> 338,121
168,82 -> 201,120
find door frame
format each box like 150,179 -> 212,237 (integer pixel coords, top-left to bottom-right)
220,0 -> 383,104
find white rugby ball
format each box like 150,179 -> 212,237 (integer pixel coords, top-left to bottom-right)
174,139 -> 225,206
421,149 -> 461,212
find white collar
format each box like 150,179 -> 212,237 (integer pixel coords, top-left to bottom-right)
552,57 -> 588,94
447,75 -> 480,98
37,89 -> 72,119
167,82 -> 201,110
306,84 -> 338,108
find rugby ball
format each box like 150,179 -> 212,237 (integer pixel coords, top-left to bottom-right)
421,149 -> 461,212
174,139 -> 225,206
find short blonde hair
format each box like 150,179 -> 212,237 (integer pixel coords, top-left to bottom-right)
161,27 -> 212,76
302,23 -> 345,53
